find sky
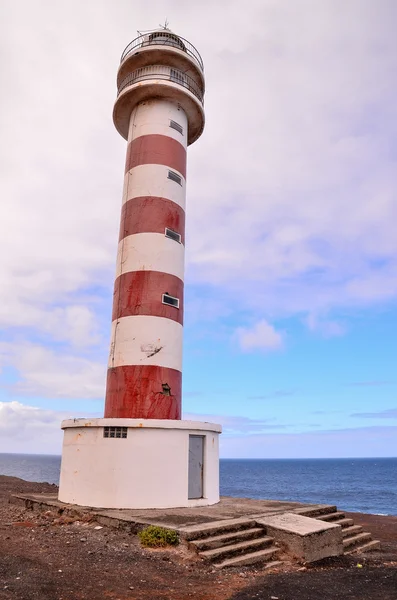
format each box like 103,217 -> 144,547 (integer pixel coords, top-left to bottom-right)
0,0 -> 396,458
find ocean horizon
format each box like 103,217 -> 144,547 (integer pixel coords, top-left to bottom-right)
1,453 -> 396,516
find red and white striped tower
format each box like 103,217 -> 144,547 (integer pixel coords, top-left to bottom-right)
58,30 -> 221,510
105,29 -> 205,420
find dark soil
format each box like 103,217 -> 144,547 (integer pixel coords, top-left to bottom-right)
229,565 -> 397,600
1,476 -> 396,600
0,477 -> 245,600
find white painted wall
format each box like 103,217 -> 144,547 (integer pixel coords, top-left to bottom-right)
128,99 -> 188,147
58,419 -> 221,509
108,316 -> 183,370
122,164 -> 186,208
115,232 -> 185,280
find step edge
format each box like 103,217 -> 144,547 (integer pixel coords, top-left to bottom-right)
333,518 -> 354,527
180,518 -> 257,540
294,505 -> 337,517
342,527 -> 363,538
345,540 -> 381,554
343,533 -> 372,546
200,536 -> 274,559
214,547 -> 280,569
316,512 -> 345,521
191,528 -> 265,549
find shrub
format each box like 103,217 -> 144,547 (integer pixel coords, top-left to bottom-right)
138,525 -> 179,548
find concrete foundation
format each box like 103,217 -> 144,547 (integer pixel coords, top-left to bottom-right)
257,512 -> 344,563
58,419 -> 221,509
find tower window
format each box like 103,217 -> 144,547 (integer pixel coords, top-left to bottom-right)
104,426 -> 127,439
170,120 -> 183,135
168,170 -> 182,185
165,227 -> 182,243
162,293 -> 180,308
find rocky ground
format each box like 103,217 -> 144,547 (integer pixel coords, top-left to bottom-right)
1,476 -> 396,600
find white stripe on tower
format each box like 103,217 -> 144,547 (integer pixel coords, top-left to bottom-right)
108,316 -> 183,371
121,164 -> 186,209
115,233 -> 185,281
105,99 -> 187,419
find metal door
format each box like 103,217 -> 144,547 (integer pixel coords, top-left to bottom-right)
188,435 -> 204,499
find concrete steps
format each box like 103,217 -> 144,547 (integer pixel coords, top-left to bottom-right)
345,539 -> 381,554
343,532 -> 372,550
332,518 -> 355,528
214,548 -> 281,570
312,508 -> 380,555
187,520 -> 280,570
190,527 -> 264,551
293,504 -> 337,518
317,510 -> 346,522
342,525 -> 363,538
181,518 -> 256,541
184,504 -> 382,568
200,535 -> 275,561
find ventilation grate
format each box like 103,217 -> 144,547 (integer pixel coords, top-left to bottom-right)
168,170 -> 182,185
104,426 -> 128,439
165,227 -> 182,243
170,120 -> 183,135
162,293 -> 180,308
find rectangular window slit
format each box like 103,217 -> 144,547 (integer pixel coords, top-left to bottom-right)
165,227 -> 182,243
104,426 -> 128,439
170,120 -> 183,135
168,170 -> 182,185
162,293 -> 180,308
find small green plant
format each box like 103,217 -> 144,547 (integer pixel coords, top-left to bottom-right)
138,525 -> 179,548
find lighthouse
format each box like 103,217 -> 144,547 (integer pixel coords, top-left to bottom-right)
58,29 -> 221,509
105,29 -> 205,420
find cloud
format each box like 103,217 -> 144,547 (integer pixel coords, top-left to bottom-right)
183,412 -> 284,434
305,313 -> 346,337
351,408 -> 397,419
0,305 -> 102,348
220,425 -> 397,458
0,343 -> 106,399
184,0 -> 397,324
0,401 -> 94,454
1,401 -> 396,457
0,0 -> 396,401
235,320 -> 284,353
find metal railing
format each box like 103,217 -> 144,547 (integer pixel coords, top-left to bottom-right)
120,32 -> 204,72
117,65 -> 204,104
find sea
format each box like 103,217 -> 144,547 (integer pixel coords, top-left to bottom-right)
0,454 -> 396,516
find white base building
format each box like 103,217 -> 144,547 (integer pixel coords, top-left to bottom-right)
58,419 -> 221,509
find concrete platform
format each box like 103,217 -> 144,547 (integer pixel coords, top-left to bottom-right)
256,512 -> 343,563
12,492 -> 333,533
12,493 -> 379,567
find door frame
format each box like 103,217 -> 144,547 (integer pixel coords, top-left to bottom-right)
188,434 -> 205,499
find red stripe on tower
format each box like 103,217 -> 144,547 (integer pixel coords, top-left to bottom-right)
119,196 -> 185,244
125,134 -> 187,178
112,271 -> 184,324
105,366 -> 182,419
